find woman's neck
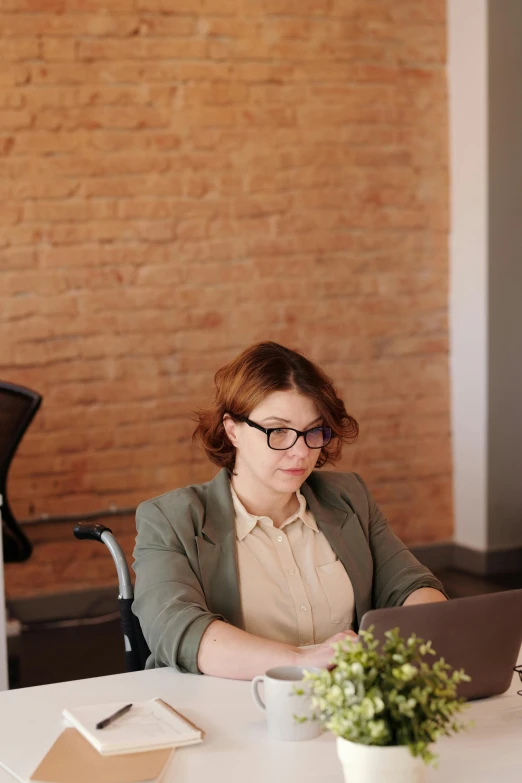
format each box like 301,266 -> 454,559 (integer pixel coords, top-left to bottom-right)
230,470 -> 299,529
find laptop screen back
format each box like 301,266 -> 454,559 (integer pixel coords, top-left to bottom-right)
359,588 -> 522,700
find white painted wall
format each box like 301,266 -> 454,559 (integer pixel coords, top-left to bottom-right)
448,0 -> 489,550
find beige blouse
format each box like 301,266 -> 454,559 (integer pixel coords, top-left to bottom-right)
231,485 -> 355,647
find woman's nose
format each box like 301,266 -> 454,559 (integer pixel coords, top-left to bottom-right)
288,434 -> 310,458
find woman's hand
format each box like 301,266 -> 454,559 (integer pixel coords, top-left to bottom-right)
295,630 -> 357,670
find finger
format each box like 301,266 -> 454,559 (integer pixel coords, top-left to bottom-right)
326,635 -> 345,646
334,630 -> 356,641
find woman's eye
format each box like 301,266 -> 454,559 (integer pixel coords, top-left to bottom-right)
272,428 -> 288,435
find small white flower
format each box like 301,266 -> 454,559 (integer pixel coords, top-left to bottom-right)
400,663 -> 418,681
360,697 -> 375,720
368,719 -> 387,739
328,685 -> 344,707
343,681 -> 356,698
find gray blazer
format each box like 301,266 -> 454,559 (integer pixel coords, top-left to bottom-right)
132,468 -> 446,673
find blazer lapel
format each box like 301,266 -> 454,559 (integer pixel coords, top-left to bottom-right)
301,482 -> 373,630
196,469 -> 244,629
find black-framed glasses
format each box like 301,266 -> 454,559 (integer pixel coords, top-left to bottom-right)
237,416 -> 332,450
514,664 -> 522,696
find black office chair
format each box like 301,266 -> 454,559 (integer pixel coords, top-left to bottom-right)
73,522 -> 150,671
0,381 -> 42,563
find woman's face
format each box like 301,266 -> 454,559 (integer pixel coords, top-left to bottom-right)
224,389 -> 324,494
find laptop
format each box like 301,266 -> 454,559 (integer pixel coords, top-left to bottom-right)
358,588 -> 522,700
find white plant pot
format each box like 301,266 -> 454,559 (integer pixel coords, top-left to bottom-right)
336,736 -> 427,783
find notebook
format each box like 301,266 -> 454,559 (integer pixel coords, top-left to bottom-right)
62,698 -> 204,756
30,728 -> 174,783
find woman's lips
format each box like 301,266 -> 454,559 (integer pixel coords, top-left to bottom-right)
282,468 -> 306,475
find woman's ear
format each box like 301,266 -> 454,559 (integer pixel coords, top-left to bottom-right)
222,413 -> 239,447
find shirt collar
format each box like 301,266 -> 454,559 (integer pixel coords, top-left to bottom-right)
230,484 -> 318,541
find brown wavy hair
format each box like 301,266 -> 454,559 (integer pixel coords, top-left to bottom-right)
192,341 -> 359,472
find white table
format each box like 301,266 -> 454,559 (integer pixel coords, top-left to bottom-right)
0,663 -> 521,783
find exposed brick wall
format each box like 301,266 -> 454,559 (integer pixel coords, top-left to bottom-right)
1,0 -> 450,597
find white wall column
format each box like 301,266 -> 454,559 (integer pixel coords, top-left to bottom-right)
448,0 -> 489,551
449,0 -> 522,561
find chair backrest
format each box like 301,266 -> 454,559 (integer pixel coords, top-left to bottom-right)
119,595 -> 152,672
74,523 -> 151,671
0,381 -> 42,562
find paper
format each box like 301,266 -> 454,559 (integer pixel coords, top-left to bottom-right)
30,728 -> 173,783
63,698 -> 203,755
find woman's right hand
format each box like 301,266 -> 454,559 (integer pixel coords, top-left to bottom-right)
295,630 -> 357,670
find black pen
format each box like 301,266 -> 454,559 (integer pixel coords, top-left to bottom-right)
96,703 -> 133,730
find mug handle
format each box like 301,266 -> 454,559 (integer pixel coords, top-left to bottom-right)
251,676 -> 266,711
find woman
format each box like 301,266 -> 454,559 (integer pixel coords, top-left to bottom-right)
133,342 -> 446,679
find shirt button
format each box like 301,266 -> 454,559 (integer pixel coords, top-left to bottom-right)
277,535 -> 283,542
301,606 -> 307,612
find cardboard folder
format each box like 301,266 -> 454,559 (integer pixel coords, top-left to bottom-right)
30,728 -> 174,783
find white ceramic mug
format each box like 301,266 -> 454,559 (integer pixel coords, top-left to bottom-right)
251,665 -> 322,741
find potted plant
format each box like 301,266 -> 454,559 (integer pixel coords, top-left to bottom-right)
301,628 -> 471,783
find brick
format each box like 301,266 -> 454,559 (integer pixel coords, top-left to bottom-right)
1,38 -> 40,61
0,174 -> 79,200
117,197 -> 182,220
394,25 -> 447,64
29,60 -> 186,85
257,0 -> 334,13
12,130 -> 86,154
136,15 -> 197,36
0,65 -> 29,85
61,265 -> 137,290
40,38 -> 77,61
78,174 -> 184,198
38,244 -> 106,268
32,105 -> 171,131
336,0 -> 446,23
48,152 -> 170,177
0,247 -> 37,269
23,198 -> 117,223
136,263 -> 185,286
184,82 -> 248,106
134,0 -> 201,10
77,37 -> 207,61
64,0 -> 135,10
0,0 -> 65,10
24,85 -> 174,110
0,89 -> 25,109
89,130 -> 181,152
0,202 -> 22,224
0,12 -> 139,36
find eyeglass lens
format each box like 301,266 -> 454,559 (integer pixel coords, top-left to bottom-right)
268,427 -> 331,450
